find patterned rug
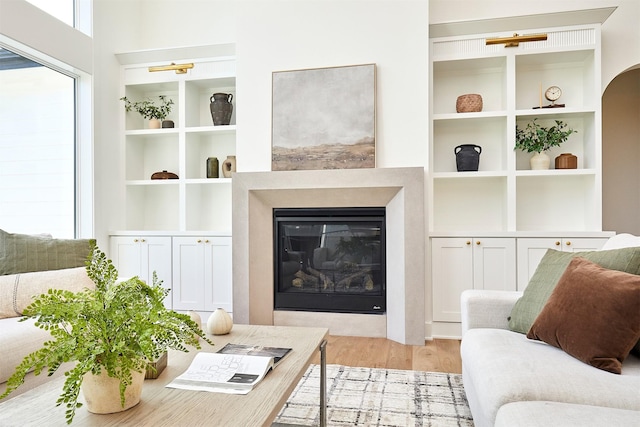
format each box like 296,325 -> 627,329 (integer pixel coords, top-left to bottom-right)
274,364 -> 474,427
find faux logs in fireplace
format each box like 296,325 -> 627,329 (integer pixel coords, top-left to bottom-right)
273,207 -> 386,314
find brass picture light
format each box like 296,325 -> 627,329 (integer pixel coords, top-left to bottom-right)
486,33 -> 548,48
148,62 -> 194,74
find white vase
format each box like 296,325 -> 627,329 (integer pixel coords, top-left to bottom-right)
207,308 -> 233,335
82,368 -> 145,414
530,151 -> 551,170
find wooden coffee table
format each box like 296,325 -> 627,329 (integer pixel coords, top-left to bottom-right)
0,324 -> 328,426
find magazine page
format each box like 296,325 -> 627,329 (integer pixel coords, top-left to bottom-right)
217,343 -> 292,366
166,352 -> 274,395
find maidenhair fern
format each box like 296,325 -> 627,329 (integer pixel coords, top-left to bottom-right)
0,243 -> 212,424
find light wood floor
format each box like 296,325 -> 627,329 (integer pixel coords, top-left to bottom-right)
310,335 -> 462,374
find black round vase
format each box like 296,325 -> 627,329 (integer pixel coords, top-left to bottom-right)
210,93 -> 233,125
455,144 -> 482,172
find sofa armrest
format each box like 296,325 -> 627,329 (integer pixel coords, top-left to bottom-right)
461,289 -> 523,336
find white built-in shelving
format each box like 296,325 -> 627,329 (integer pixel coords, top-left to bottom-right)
430,24 -> 602,233
120,54 -> 236,233
111,45 -> 236,316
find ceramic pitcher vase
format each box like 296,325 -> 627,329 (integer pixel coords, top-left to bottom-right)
210,93 -> 233,125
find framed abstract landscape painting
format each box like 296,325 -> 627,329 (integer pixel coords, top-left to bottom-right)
272,64 -> 376,171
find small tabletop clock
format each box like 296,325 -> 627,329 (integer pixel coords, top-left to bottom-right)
535,85 -> 565,109
545,86 -> 562,104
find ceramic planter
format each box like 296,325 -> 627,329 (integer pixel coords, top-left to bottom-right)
82,368 -> 145,414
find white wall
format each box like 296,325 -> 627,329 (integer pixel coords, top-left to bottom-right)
236,1 -> 429,172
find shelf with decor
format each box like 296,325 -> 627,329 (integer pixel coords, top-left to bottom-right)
429,23 -> 603,234
118,50 -> 236,233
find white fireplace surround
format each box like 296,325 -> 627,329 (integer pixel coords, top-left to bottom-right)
232,167 -> 425,345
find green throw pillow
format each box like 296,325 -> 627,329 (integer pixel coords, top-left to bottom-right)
0,229 -> 95,275
508,247 -> 640,334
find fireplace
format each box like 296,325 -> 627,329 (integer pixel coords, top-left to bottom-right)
232,167 -> 426,345
273,207 -> 386,314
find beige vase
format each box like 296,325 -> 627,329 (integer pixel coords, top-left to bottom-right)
148,119 -> 161,129
530,151 -> 551,170
82,368 -> 145,414
221,155 -> 236,178
207,307 -> 233,335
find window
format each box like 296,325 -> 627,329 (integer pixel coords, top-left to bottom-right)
0,48 -> 76,238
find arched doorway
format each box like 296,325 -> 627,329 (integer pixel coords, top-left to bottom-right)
602,67 -> 640,235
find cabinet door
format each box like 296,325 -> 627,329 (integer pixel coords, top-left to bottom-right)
172,236 -> 233,313
516,238 -> 559,291
110,236 -> 143,279
143,237 -> 173,308
432,238 -> 473,322
203,236 -> 233,313
472,238 -> 516,291
516,237 -> 608,291
172,237 -> 206,311
560,238 -> 607,253
109,236 -> 172,307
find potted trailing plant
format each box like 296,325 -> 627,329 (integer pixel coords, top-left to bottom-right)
0,243 -> 212,424
515,118 -> 576,170
120,95 -> 174,129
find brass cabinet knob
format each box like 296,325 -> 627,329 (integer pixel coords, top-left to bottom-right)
555,241 -> 561,246
476,241 -> 481,245
466,241 -> 471,245
565,241 -> 571,246
197,239 -> 202,243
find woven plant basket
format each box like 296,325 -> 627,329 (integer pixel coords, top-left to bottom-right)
456,94 -> 483,113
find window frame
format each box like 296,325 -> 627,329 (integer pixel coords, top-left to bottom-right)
0,0 -> 93,238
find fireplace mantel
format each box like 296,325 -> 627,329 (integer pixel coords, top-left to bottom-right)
232,167 -> 425,345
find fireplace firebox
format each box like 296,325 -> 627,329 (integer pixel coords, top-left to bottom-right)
273,207 -> 386,314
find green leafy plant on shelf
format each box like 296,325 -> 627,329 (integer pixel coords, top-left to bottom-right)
515,118 -> 576,153
120,95 -> 174,120
0,243 -> 212,424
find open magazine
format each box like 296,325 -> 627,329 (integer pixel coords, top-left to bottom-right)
216,343 -> 292,367
166,345 -> 291,395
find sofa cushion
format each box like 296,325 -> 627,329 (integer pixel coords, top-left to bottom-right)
0,267 -> 95,319
461,328 -> 640,427
508,247 -> 640,334
495,401 -> 640,427
527,257 -> 640,374
602,233 -> 640,250
0,317 -> 54,384
0,229 -> 94,275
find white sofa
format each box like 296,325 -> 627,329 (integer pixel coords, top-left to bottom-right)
0,267 -> 95,402
460,234 -> 640,426
0,229 -> 95,402
461,290 -> 640,426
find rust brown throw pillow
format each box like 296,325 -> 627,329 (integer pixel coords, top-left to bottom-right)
527,257 -> 640,374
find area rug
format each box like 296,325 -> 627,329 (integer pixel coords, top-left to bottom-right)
274,364 -> 474,426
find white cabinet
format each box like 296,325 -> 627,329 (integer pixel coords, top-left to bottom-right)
109,235 -> 173,307
117,49 -> 236,233
432,237 -> 516,322
172,236 -> 232,313
516,237 -> 608,291
429,24 -> 602,233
